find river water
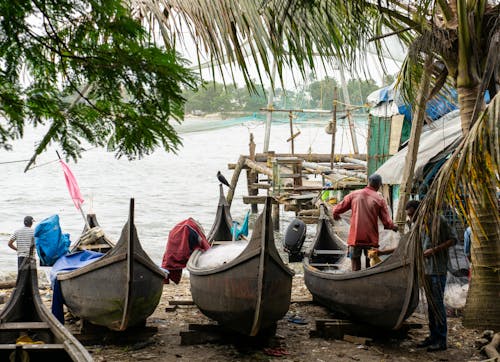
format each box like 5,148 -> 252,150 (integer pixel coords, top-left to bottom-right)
0,117 -> 367,272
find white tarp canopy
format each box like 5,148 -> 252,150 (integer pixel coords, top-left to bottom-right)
376,110 -> 462,185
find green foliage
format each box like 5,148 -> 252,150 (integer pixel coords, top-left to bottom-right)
307,77 -> 379,109
0,0 -> 197,167
183,82 -> 267,113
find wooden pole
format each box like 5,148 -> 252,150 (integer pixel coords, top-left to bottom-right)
289,111 -> 295,155
339,65 -> 359,154
248,134 -> 258,213
263,60 -> 277,153
330,87 -> 338,169
395,56 -> 433,229
227,155 -> 245,207
245,158 -> 273,177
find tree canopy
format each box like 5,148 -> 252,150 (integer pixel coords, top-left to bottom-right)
0,0 -> 197,169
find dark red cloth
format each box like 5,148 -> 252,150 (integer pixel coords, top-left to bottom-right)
162,218 -> 210,284
333,186 -> 395,248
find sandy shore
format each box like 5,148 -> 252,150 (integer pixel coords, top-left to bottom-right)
57,274 -> 485,362
0,270 -> 484,362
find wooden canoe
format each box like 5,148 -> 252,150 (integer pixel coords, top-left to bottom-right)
57,199 -> 165,331
187,197 -> 295,336
0,258 -> 92,361
303,206 -> 419,329
71,214 -> 114,254
207,184 -> 233,244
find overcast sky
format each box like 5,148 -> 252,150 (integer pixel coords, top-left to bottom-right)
175,32 -> 406,90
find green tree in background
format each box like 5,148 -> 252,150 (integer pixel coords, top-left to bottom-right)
184,82 -> 267,114
0,0 -> 196,170
308,77 -> 339,109
308,77 -> 378,110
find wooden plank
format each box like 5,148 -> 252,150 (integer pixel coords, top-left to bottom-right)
169,300 -> 195,306
0,344 -> 65,350
79,243 -> 112,250
389,114 -> 405,155
313,250 -> 345,255
279,173 -> 302,178
0,280 -> 16,289
309,263 -> 341,268
250,183 -> 271,189
0,322 -> 49,330
243,196 -> 277,205
343,334 -> 373,345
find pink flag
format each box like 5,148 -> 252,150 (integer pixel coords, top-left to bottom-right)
59,160 -> 84,210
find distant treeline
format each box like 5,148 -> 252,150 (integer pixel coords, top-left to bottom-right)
183,75 -> 394,114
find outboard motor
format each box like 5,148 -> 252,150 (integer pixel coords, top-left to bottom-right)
283,218 -> 307,262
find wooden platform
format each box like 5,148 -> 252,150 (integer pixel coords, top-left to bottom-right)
309,318 -> 422,341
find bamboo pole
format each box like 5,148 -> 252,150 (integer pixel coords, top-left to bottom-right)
344,157 -> 367,166
302,161 -> 366,180
330,87 -> 338,169
395,56 -> 433,228
289,111 -> 295,155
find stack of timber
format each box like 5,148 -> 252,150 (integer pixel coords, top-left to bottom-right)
57,199 -> 165,331
0,258 -> 92,361
187,197 -> 295,336
227,151 -> 367,226
303,207 -> 418,329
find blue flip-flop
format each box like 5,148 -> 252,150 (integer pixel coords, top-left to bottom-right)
287,315 -> 308,325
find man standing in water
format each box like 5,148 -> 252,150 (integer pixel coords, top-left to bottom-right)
8,216 -> 35,268
332,174 -> 397,271
405,201 -> 457,352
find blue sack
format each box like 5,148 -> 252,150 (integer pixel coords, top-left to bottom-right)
34,215 -> 71,266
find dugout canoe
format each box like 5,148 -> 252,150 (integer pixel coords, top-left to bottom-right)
187,197 -> 295,336
206,184 -> 233,244
303,206 -> 419,329
57,199 -> 165,331
71,214 -> 114,254
0,258 -> 92,361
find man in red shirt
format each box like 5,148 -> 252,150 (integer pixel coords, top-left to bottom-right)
333,174 -> 398,271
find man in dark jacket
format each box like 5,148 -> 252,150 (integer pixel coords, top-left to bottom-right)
406,201 -> 457,352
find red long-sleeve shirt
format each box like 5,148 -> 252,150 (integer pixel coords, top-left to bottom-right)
333,186 -> 395,247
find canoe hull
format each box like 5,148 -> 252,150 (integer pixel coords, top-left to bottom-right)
0,259 -> 91,361
57,199 -> 165,331
303,207 -> 418,329
304,260 -> 418,328
190,253 -> 292,335
188,197 -> 294,336
59,256 -> 164,330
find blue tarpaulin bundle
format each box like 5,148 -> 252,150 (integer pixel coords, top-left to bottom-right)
34,215 -> 71,266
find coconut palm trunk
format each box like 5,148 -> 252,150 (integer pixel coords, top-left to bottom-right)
461,95 -> 500,330
464,182 -> 500,330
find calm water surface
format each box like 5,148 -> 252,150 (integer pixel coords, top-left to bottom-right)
0,118 -> 366,272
